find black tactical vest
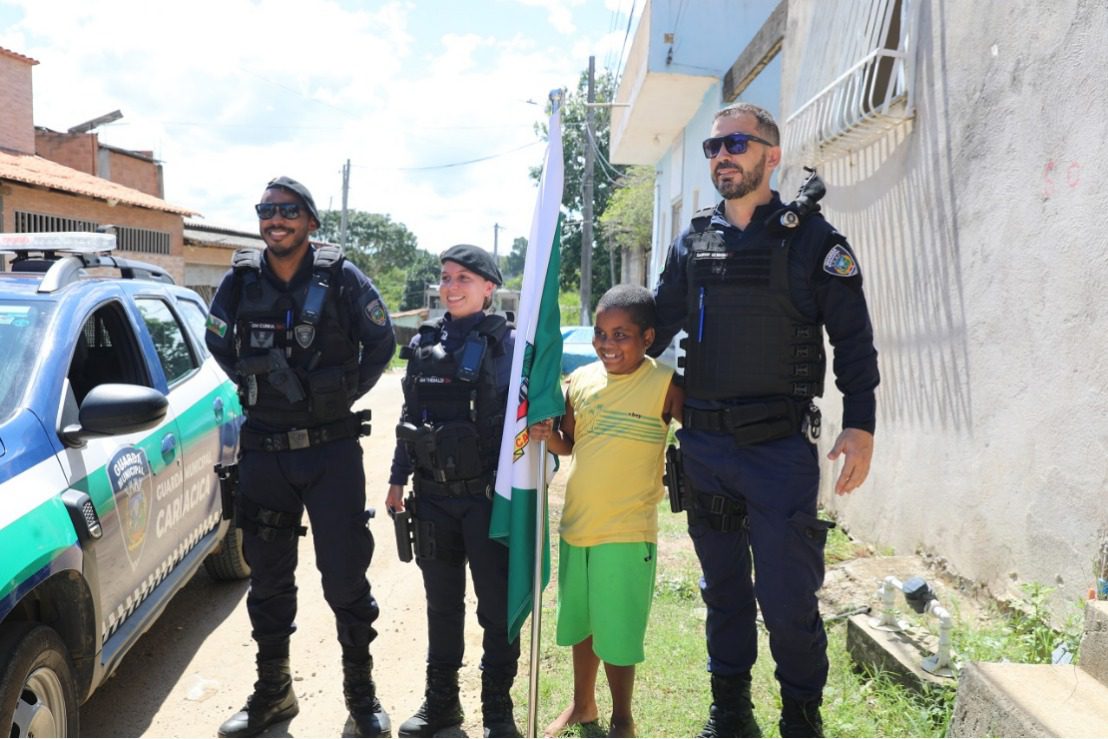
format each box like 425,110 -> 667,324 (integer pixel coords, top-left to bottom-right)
231,246 -> 360,428
682,209 -> 826,401
398,315 -> 509,490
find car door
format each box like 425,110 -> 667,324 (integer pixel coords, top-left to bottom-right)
131,295 -> 223,572
57,298 -> 186,647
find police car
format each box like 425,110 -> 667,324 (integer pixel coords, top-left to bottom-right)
0,233 -> 247,737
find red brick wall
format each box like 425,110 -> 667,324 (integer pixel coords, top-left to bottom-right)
1,183 -> 185,283
0,56 -> 34,154
34,131 -> 98,174
106,149 -> 162,197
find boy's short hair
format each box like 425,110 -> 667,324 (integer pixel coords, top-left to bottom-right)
596,284 -> 657,333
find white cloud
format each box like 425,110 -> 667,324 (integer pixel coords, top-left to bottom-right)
510,0 -> 585,35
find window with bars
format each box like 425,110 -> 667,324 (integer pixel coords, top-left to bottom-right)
15,211 -> 97,234
13,210 -> 170,255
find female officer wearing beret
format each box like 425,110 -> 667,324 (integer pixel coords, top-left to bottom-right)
386,244 -> 521,738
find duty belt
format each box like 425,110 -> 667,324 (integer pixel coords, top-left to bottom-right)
684,398 -> 803,446
413,474 -> 495,498
241,410 -> 372,452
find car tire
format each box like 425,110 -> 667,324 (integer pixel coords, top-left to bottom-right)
203,526 -> 251,581
0,622 -> 80,738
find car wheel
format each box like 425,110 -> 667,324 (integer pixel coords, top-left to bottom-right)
0,622 -> 80,737
203,525 -> 251,581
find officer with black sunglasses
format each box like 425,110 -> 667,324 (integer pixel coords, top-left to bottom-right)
651,104 -> 879,738
206,176 -> 396,738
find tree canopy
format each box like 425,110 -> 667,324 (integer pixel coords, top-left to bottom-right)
316,209 -> 438,311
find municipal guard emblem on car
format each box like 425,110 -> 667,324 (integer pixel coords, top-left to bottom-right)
823,244 -> 859,277
108,445 -> 153,568
294,323 -> 316,348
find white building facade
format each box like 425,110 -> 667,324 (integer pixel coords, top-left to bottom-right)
613,0 -> 1108,613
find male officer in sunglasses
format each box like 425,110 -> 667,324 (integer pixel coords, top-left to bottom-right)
206,176 -> 396,738
651,103 -> 879,737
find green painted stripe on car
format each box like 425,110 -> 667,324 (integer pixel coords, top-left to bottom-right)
0,496 -> 79,602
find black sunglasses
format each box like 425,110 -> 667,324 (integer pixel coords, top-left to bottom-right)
701,132 -> 775,158
254,202 -> 303,220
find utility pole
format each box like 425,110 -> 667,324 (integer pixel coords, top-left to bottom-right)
339,158 -> 350,248
493,222 -> 506,263
580,55 -> 595,325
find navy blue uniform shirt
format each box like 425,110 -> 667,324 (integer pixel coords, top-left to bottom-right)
206,246 -> 396,424
389,311 -> 515,486
653,194 -> 879,433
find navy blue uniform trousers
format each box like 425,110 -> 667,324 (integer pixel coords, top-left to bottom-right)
413,492 -> 520,676
239,437 -> 379,654
679,428 -> 831,701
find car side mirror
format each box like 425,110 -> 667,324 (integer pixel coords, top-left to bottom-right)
60,383 -> 169,447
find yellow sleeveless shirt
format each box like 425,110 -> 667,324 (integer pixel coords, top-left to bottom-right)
560,357 -> 674,547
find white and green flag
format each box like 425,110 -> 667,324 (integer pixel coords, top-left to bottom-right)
490,100 -> 565,641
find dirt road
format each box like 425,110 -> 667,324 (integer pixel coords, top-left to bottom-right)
81,370 -> 492,737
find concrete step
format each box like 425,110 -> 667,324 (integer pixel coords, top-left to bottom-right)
1080,600 -> 1108,685
948,662 -> 1108,737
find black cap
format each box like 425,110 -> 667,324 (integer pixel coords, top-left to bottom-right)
440,244 -> 503,286
265,176 -> 320,225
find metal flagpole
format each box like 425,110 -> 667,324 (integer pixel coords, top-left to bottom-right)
526,439 -> 549,738
525,88 -> 562,738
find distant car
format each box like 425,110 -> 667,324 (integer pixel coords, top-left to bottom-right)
560,325 -> 597,375
0,233 -> 247,737
560,325 -> 684,376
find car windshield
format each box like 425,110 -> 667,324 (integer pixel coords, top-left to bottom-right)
0,300 -> 55,421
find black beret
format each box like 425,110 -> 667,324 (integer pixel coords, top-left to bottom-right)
440,244 -> 503,286
265,176 -> 321,225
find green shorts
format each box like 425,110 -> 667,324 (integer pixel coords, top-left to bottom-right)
555,539 -> 657,666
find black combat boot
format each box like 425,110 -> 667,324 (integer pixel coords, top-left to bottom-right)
698,672 -> 761,738
398,665 -> 465,737
480,671 -> 521,738
343,657 -> 392,738
779,695 -> 823,738
218,657 -> 299,737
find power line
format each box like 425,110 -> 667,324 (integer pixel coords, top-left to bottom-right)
613,0 -> 638,86
349,140 -> 542,172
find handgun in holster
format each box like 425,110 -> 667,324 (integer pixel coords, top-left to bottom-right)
213,463 -> 238,521
390,495 -> 416,563
664,445 -> 689,514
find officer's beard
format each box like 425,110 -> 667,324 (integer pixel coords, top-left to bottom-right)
713,154 -> 766,200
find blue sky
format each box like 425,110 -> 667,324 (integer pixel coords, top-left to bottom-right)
0,0 -> 638,254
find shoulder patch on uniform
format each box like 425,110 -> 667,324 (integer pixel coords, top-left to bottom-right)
365,299 -> 388,326
206,314 -> 228,337
823,244 -> 860,277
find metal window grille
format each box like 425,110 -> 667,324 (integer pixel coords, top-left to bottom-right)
14,211 -> 170,255
116,227 -> 170,255
784,0 -> 918,162
14,211 -> 98,234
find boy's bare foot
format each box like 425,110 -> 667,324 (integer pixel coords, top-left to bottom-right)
607,716 -> 637,738
544,701 -> 600,737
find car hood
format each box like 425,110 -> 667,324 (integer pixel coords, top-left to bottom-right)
0,408 -> 58,486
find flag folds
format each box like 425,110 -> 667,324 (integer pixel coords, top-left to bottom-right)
490,102 -> 565,641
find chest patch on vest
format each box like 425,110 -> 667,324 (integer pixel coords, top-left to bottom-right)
365,299 -> 388,326
294,324 -> 316,348
823,244 -> 859,277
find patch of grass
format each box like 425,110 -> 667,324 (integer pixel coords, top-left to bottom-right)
514,517 -> 954,738
953,582 -> 1085,665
